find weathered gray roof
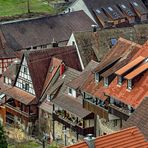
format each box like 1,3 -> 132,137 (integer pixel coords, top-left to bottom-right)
0,10 -> 94,51
73,24 -> 148,63
52,94 -> 91,118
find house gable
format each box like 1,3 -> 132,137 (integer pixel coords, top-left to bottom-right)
15,56 -> 35,95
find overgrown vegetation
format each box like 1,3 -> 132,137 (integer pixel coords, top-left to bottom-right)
0,124 -> 8,148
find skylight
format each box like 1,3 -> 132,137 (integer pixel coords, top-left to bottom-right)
96,9 -> 101,14
108,7 -> 113,11
133,2 -> 138,6
121,4 -> 126,9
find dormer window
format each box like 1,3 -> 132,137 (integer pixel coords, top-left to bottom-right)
121,4 -> 126,9
47,95 -> 53,101
95,72 -> 99,83
108,7 -> 113,11
68,87 -> 76,97
104,77 -> 108,87
127,79 -> 132,90
118,75 -> 124,86
133,2 -> 138,6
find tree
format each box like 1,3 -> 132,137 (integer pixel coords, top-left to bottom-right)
0,124 -> 7,148
27,0 -> 31,13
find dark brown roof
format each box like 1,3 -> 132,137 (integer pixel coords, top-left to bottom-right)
123,97 -> 148,140
52,94 -> 91,118
0,11 -> 94,51
19,46 -> 81,100
103,5 -> 125,20
83,0 -> 147,24
130,0 -> 148,15
118,3 -> 136,17
67,60 -> 99,90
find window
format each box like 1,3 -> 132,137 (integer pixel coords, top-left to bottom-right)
68,88 -> 72,95
68,88 -> 76,97
118,76 -> 123,85
96,9 -> 101,13
104,77 -> 108,87
121,4 -> 126,9
127,79 -> 132,90
25,83 -> 29,91
108,7 -> 113,11
95,73 -> 99,83
133,2 -> 138,6
23,67 -> 27,74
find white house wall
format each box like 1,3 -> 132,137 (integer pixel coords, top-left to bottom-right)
67,33 -> 84,70
15,57 -> 35,95
65,0 -> 96,23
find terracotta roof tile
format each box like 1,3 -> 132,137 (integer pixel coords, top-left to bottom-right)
116,56 -> 145,75
125,62 -> 148,79
104,42 -> 148,108
66,127 -> 148,148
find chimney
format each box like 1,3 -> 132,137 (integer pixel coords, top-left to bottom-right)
60,63 -> 65,76
52,38 -> 58,47
91,24 -> 98,32
84,134 -> 96,148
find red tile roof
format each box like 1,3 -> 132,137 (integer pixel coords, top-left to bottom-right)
82,38 -> 141,100
125,62 -> 148,80
66,127 -> 148,148
115,56 -> 145,75
104,42 -> 148,108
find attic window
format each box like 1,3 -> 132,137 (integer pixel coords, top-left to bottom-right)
127,79 -> 132,90
104,77 -> 109,87
121,4 -> 126,9
96,9 -> 101,13
108,7 -> 113,11
95,73 -> 100,83
118,75 -> 124,85
133,2 -> 138,6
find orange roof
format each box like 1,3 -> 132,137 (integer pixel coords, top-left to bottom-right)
105,42 -> 148,108
66,127 -> 148,148
125,63 -> 148,79
115,56 -> 145,75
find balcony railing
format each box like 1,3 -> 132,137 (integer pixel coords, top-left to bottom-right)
108,104 -> 131,120
52,113 -> 94,136
5,103 -> 36,118
83,100 -> 108,120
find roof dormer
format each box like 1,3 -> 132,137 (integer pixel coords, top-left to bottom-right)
115,56 -> 145,86
124,62 -> 148,90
